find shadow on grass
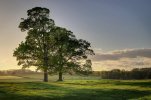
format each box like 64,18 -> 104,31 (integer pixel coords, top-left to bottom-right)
114,81 -> 151,88
62,89 -> 151,100
0,82 -> 150,100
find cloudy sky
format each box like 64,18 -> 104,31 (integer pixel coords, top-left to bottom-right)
0,0 -> 151,71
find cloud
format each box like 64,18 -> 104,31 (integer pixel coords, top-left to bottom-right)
92,48 -> 151,61
92,57 -> 151,71
91,48 -> 151,71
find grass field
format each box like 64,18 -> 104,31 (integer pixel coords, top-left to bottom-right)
0,74 -> 151,100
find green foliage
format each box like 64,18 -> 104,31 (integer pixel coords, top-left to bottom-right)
13,7 -> 94,81
47,27 -> 94,80
13,7 -> 56,82
19,7 -> 54,31
14,7 -> 55,68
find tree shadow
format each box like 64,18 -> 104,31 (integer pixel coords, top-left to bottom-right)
62,88 -> 151,100
114,80 -> 151,88
0,82 -> 150,100
0,82 -> 64,100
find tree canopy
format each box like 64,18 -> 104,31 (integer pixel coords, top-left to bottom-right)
14,7 -> 55,82
49,26 -> 94,81
13,7 -> 94,82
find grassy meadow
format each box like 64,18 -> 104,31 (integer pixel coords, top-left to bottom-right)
0,74 -> 151,100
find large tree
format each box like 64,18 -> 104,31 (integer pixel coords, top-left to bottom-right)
13,7 -> 55,82
49,27 -> 94,81
14,7 -> 94,82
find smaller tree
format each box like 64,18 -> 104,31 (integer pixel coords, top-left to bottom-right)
49,27 -> 94,81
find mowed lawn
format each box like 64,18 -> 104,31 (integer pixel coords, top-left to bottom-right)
0,74 -> 151,100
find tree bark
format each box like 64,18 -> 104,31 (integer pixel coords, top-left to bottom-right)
43,36 -> 49,82
44,69 -> 48,82
58,72 -> 63,81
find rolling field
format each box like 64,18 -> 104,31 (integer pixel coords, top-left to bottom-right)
0,74 -> 151,100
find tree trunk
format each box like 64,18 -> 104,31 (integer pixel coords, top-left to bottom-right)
58,72 -> 63,81
44,69 -> 48,82
43,41 -> 49,82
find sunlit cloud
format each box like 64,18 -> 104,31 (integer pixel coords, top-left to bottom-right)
91,48 -> 151,71
92,48 -> 151,61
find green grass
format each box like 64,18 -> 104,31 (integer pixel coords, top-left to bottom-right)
0,74 -> 151,100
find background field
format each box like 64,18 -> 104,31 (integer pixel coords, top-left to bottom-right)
0,74 -> 151,100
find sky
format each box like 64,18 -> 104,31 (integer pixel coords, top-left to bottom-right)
0,0 -> 151,71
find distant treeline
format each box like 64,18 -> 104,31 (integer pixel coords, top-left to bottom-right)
0,69 -> 39,75
1,68 -> 151,80
92,68 -> 151,79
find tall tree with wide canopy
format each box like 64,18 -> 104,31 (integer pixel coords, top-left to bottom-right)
49,27 -> 94,81
13,7 -> 55,82
14,7 -> 94,82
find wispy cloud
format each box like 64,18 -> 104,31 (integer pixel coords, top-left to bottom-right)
92,48 -> 151,61
91,48 -> 151,71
